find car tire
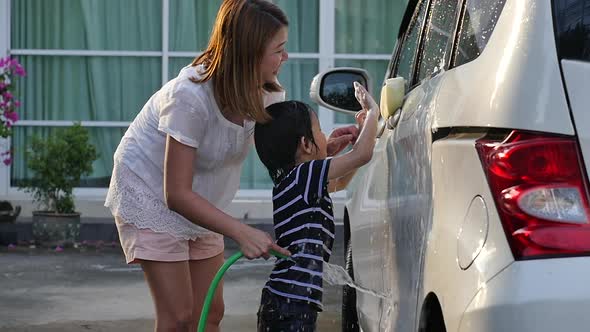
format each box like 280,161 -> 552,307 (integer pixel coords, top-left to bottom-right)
418,295 -> 447,332
342,241 -> 360,332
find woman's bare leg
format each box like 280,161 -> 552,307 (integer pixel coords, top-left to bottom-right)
140,260 -> 194,332
189,252 -> 225,332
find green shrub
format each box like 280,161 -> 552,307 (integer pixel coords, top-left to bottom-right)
21,123 -> 99,214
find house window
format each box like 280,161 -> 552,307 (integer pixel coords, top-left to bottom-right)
3,0 -> 406,194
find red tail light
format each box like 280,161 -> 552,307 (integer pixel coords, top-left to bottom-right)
476,131 -> 590,259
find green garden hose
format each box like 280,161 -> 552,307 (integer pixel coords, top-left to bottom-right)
197,250 -> 290,332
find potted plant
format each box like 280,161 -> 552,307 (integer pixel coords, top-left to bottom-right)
20,123 -> 99,246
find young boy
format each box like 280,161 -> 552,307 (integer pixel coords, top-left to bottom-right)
254,83 -> 379,331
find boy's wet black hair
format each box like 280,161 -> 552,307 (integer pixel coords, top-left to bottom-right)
255,100 -> 318,184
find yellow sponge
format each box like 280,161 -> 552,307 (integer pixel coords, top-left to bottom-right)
380,77 -> 405,119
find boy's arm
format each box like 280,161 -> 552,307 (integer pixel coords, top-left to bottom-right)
327,83 -> 379,181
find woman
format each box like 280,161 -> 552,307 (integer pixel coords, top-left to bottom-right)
105,0 -> 357,331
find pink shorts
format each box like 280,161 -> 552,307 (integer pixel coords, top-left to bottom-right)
115,216 -> 224,264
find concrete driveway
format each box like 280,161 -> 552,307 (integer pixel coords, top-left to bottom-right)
0,233 -> 344,331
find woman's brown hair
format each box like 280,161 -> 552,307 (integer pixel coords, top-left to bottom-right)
191,0 -> 288,123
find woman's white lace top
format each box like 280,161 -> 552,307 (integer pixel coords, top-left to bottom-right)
105,65 -> 284,240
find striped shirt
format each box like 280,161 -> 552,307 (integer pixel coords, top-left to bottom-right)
264,159 -> 334,311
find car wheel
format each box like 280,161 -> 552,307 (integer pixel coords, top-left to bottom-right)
342,240 -> 360,332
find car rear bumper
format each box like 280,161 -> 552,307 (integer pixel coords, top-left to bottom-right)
459,257 -> 590,332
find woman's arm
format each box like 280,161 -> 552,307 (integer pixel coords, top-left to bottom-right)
163,135 -> 290,259
327,82 -> 379,181
327,100 -> 368,192
328,169 -> 357,193
326,125 -> 358,157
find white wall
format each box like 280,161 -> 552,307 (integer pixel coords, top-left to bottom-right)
0,0 -> 10,199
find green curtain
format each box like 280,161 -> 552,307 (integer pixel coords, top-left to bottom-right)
12,0 -> 161,50
274,0 -> 319,53
169,0 -> 223,52
10,56 -> 161,187
169,0 -> 319,53
169,57 -> 193,80
11,0 -> 162,187
335,0 -> 406,54
14,56 -> 161,122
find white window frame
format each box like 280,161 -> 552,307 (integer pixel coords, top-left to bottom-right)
0,0 -> 11,199
0,0 -> 390,200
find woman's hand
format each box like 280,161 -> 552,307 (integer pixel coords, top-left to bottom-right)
233,224 -> 291,260
327,125 -> 359,157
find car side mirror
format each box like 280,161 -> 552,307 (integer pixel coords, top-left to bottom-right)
310,68 -> 371,114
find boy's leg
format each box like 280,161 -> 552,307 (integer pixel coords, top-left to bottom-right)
257,290 -> 277,332
278,310 -> 318,332
257,290 -> 318,332
258,309 -> 318,331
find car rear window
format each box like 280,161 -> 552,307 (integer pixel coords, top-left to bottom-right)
553,0 -> 590,62
454,0 -> 507,67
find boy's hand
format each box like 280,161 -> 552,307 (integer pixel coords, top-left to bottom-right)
355,109 -> 368,131
354,82 -> 379,112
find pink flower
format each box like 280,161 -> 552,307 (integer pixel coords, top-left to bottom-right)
0,57 -> 26,76
5,111 -> 18,123
14,65 -> 26,77
0,56 -> 24,162
9,59 -> 19,69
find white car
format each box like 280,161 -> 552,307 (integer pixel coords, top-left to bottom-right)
311,0 -> 590,331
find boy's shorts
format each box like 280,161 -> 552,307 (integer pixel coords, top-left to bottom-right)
115,216 -> 224,264
257,289 -> 318,332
